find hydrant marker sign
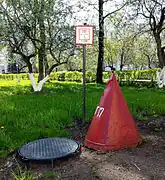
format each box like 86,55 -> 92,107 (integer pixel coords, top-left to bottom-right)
75,25 -> 94,45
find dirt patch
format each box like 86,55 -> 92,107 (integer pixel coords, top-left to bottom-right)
1,117 -> 165,180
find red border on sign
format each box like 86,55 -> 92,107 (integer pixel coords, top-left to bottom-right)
75,25 -> 94,46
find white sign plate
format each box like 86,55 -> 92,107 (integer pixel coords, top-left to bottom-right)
75,25 -> 94,45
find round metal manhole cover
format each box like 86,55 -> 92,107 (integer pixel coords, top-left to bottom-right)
18,138 -> 80,161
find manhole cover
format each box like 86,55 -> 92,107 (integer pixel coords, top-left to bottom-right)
18,138 -> 80,161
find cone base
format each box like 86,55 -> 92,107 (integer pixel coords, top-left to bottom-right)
84,139 -> 142,151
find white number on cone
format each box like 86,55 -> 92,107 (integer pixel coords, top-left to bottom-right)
95,106 -> 104,118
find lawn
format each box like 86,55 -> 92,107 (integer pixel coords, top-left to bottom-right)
0,80 -> 165,158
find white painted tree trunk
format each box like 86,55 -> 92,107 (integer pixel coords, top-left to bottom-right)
29,73 -> 49,92
157,66 -> 165,88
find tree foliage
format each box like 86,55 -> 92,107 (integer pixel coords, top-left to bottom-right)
0,0 -> 74,81
127,0 -> 165,68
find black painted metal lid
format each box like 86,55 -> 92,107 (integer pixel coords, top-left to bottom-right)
18,138 -> 80,161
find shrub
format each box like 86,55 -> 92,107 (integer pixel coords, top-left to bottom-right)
49,72 -> 59,80
58,71 -> 66,81
0,68 -> 161,87
65,72 -> 74,81
65,71 -> 82,82
73,71 -> 82,82
86,71 -> 95,82
103,72 -> 111,80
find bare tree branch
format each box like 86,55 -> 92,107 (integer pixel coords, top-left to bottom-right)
103,1 -> 127,20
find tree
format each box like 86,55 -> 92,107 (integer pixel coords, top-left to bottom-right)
105,9 -> 159,70
135,36 -> 158,69
106,15 -> 137,70
124,0 -> 165,87
0,0 -> 75,91
104,38 -> 120,69
131,0 -> 165,68
66,43 -> 98,72
7,52 -> 27,73
96,0 -> 127,83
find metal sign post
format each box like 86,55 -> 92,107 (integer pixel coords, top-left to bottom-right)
82,45 -> 86,122
75,24 -> 94,122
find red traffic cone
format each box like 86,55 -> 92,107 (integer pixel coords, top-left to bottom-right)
84,73 -> 142,151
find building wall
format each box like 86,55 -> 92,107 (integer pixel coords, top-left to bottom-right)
0,65 -> 5,74
0,47 -> 8,74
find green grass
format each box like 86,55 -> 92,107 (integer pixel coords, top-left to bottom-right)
0,80 -> 165,157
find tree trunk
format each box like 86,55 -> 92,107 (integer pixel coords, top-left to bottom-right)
96,0 -> 104,84
26,57 -> 33,73
154,34 -> 165,68
120,56 -> 124,71
32,57 -> 37,73
44,58 -> 49,77
29,73 -> 49,92
38,1 -> 46,82
38,49 -> 44,82
147,56 -> 152,69
120,48 -> 124,71
120,65 -> 123,71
